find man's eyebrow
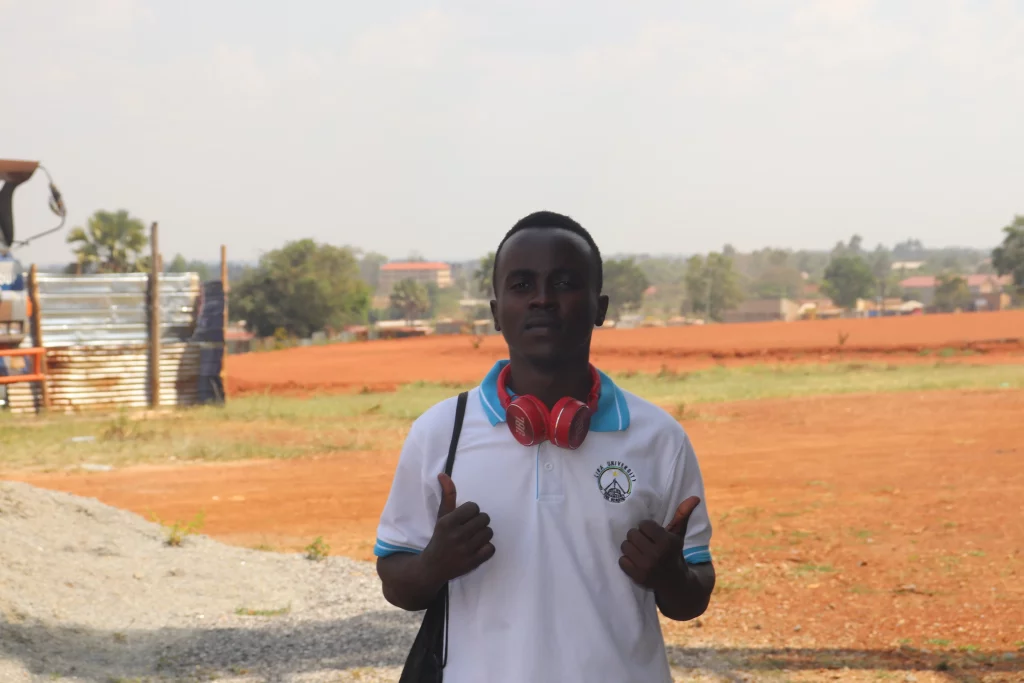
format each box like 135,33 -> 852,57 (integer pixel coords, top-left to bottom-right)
503,268 -> 535,281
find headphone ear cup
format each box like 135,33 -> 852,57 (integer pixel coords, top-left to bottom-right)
549,397 -> 592,450
505,394 -> 550,446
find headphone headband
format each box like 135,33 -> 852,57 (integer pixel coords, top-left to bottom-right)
496,363 -> 601,414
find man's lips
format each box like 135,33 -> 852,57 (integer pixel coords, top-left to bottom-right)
524,319 -> 561,331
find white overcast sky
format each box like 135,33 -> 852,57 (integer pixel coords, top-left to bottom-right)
2,0 -> 1022,266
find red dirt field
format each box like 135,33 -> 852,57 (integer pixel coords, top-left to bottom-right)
226,310 -> 1024,396
14,388 -> 1024,661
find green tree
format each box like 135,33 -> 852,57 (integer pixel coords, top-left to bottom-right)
233,239 -> 370,337
683,252 -> 743,321
603,258 -> 649,319
66,209 -> 148,273
167,253 -> 188,273
390,278 -> 430,323
933,273 -> 973,312
868,246 -> 901,309
992,215 -> 1024,296
821,255 -> 875,308
744,250 -> 803,300
474,252 -> 496,298
163,253 -> 213,281
425,281 -> 462,319
358,251 -> 388,290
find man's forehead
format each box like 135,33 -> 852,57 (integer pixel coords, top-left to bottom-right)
498,227 -> 593,267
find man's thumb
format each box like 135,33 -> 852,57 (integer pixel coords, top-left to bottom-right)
437,473 -> 457,516
666,496 -> 701,536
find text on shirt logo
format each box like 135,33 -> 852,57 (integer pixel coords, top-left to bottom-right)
594,460 -> 637,503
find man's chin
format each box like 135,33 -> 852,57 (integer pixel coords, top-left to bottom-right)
517,346 -> 576,372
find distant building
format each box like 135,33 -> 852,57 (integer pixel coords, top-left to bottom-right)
891,261 -> 925,272
377,261 -> 453,294
854,298 -> 921,317
722,298 -> 800,323
797,298 -> 843,320
899,274 -> 1012,309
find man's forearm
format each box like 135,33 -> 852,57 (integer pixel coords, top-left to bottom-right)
654,562 -> 715,621
376,553 -> 447,612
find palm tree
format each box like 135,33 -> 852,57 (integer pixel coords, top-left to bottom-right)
66,209 -> 148,273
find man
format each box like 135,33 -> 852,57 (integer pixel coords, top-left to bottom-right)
375,211 -> 715,682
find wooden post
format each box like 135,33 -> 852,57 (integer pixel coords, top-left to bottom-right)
148,222 -> 161,408
220,244 -> 228,396
27,264 -> 49,411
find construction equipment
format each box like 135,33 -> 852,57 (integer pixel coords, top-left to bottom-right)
0,159 -> 66,347
1,159 -> 66,408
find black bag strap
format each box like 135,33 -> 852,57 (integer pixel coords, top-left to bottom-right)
443,391 -> 468,479
439,391 -> 467,673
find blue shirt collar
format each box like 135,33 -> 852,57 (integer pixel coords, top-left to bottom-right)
478,360 -> 631,432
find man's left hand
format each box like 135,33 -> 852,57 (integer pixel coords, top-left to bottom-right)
618,496 -> 701,591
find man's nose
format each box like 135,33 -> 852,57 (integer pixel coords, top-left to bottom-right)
528,282 -> 557,308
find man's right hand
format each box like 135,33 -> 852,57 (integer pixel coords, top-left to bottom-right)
420,473 -> 495,584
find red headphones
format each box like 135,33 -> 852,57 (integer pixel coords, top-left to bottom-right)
496,363 -> 601,450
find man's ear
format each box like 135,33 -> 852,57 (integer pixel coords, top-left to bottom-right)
595,294 -> 609,327
490,299 -> 501,332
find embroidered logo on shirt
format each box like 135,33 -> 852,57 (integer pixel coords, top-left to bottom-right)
594,460 -> 637,503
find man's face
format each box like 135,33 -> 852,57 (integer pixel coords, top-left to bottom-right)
490,227 -> 609,369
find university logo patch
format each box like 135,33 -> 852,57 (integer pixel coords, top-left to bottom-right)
594,460 -> 637,503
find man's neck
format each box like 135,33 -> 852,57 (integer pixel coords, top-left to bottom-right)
506,353 -> 593,410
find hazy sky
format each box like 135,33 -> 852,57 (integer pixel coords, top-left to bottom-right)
3,0 -> 1022,266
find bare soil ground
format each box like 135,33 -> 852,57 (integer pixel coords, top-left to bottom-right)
12,388 -> 1024,681
225,310 -> 1024,396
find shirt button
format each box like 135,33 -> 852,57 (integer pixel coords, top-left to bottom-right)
544,462 -> 554,471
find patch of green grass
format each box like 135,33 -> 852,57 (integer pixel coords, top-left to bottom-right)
2,362 -> 1022,471
793,563 -> 836,576
305,536 -> 330,561
152,510 -> 206,547
928,638 -> 951,647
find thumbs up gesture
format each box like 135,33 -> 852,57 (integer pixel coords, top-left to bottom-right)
618,496 -> 701,591
420,473 -> 496,584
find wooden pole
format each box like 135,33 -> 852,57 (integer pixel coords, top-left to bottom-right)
148,222 -> 161,408
27,264 -> 49,411
220,244 -> 228,397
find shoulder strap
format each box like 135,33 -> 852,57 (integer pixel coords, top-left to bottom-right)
439,391 -> 467,674
443,391 -> 469,478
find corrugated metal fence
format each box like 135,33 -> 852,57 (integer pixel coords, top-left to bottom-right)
7,272 -> 222,413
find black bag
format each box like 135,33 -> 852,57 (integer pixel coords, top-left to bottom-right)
398,390 -> 469,683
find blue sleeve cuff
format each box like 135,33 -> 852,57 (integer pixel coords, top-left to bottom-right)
373,538 -> 423,558
683,545 -> 712,565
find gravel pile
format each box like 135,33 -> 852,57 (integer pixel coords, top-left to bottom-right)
0,481 -> 418,682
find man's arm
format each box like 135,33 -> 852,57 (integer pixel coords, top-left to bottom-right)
376,553 -> 447,612
619,499 -> 715,622
653,561 -> 715,621
377,473 -> 495,612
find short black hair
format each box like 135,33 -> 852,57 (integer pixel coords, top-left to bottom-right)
491,210 -> 603,295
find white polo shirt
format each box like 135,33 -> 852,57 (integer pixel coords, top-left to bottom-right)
375,360 -> 713,683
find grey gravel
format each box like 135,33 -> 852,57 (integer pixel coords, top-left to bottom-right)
0,481 -> 418,682
0,481 -> 729,683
